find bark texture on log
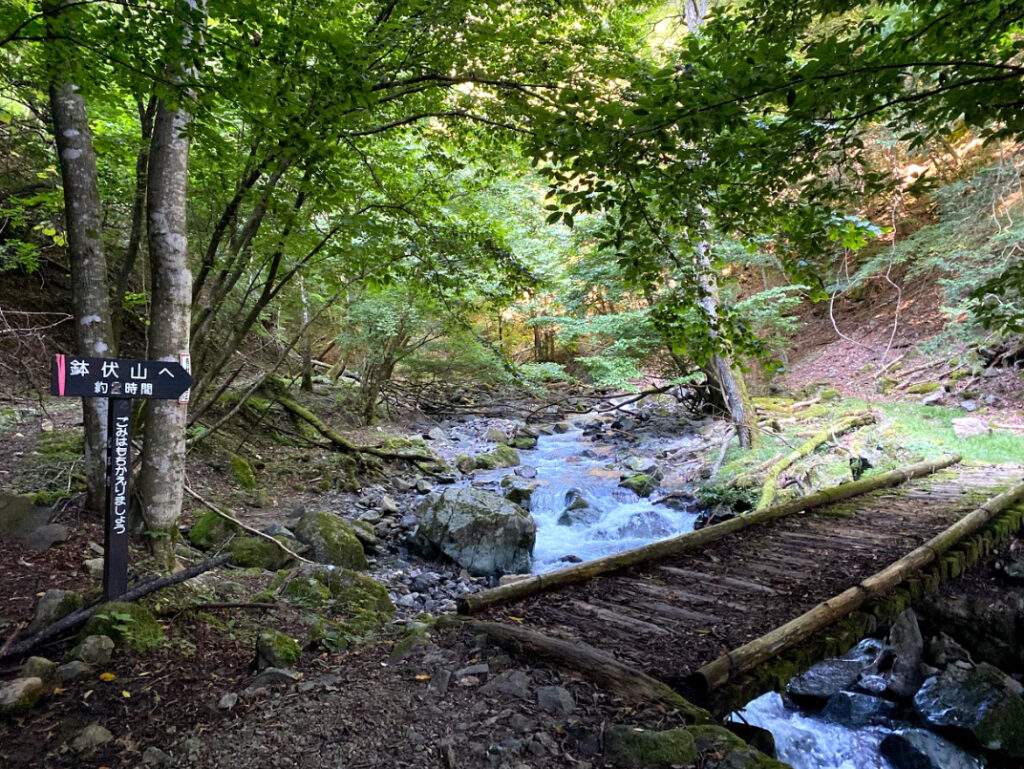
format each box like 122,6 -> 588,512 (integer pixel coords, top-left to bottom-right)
755,412 -> 875,510
458,454 -> 961,614
443,617 -> 713,724
690,477 -> 1024,694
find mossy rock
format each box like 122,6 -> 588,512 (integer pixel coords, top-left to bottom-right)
188,510 -> 241,549
604,726 -> 697,767
379,435 -> 433,456
228,453 -> 257,489
510,436 -> 538,450
877,376 -> 898,394
619,473 -> 658,497
455,454 -> 477,473
485,428 -> 510,444
908,381 -> 942,394
475,444 -> 520,470
255,629 -> 301,670
231,536 -> 293,570
28,491 -> 71,506
819,388 -> 842,402
285,565 -> 394,637
294,511 -> 367,570
81,601 -> 164,652
688,725 -> 788,767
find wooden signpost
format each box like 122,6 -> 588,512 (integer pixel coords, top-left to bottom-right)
51,354 -> 192,600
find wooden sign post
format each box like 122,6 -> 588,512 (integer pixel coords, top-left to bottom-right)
51,354 -> 193,600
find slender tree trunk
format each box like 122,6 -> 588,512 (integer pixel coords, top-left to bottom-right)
45,0 -> 115,515
300,277 -> 312,392
696,240 -> 759,449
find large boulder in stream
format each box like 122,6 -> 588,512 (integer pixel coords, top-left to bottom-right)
294,511 -> 367,570
913,662 -> 1024,759
412,487 -> 535,577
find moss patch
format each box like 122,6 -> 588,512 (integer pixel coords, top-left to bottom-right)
231,536 -> 293,570
604,726 -> 697,767
619,473 -> 658,497
228,453 -> 257,489
81,601 -> 164,652
475,444 -> 520,470
256,629 -> 301,669
295,511 -> 367,570
188,510 -> 240,549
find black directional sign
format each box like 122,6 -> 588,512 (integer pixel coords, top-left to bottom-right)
51,354 -> 192,400
51,353 -> 193,600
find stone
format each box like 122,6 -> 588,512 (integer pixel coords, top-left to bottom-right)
81,601 -> 164,652
188,509 -> 241,549
474,444 -> 521,470
426,427 -> 447,442
27,589 -> 82,634
411,571 -> 441,592
230,536 -> 293,570
481,669 -> 531,699
510,436 -> 537,450
501,475 -> 539,509
514,465 -> 538,479
294,511 -> 368,570
880,730 -> 982,769
57,661 -> 95,683
887,608 -> 926,700
245,667 -> 302,692
618,473 -> 659,497
22,657 -> 58,686
914,662 -> 1024,758
256,629 -> 301,671
142,747 -> 173,767
455,455 -> 477,473
218,692 -> 239,711
553,422 -> 572,433
71,724 -> 114,754
411,487 -> 536,577
84,557 -> 104,578
415,479 -> 432,494
537,685 -> 575,716
604,726 -> 696,768
951,417 -> 991,438
23,523 -> 69,550
486,428 -> 509,443
281,564 -> 394,635
926,633 -> 973,668
959,400 -> 978,412
75,635 -> 115,666
262,522 -> 296,539
0,677 -> 45,717
380,495 -> 399,514
786,658 -> 866,708
347,519 -> 379,551
821,691 -> 899,728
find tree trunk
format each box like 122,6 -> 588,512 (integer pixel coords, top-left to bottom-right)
45,0 -> 115,515
138,94 -> 194,565
696,240 -> 759,449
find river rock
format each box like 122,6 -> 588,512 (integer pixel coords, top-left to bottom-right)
604,726 -> 696,768
821,691 -> 899,728
27,588 -> 82,633
951,417 -> 991,438
426,427 -> 447,442
501,475 -> 538,510
0,677 -> 45,717
926,633 -> 972,668
486,428 -> 509,443
880,729 -> 983,769
618,473 -> 659,497
914,662 -> 1024,758
411,487 -> 535,577
887,609 -> 926,700
786,658 -> 866,708
553,422 -> 572,434
294,511 -> 367,569
71,724 -> 114,754
75,635 -> 115,666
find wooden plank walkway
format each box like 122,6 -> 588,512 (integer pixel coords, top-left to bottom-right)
476,464 -> 1024,698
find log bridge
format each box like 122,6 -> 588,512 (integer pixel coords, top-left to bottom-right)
455,457 -> 1024,719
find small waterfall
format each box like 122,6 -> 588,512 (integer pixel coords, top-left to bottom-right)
478,426 -> 697,573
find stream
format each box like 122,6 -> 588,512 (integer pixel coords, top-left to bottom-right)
456,417 -> 988,769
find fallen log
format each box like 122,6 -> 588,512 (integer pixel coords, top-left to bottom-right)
1,553 -> 233,662
442,616 -> 712,724
689,475 -> 1024,695
458,454 -> 961,614
756,413 -> 875,511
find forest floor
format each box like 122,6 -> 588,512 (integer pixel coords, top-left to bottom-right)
1,267 -> 1023,768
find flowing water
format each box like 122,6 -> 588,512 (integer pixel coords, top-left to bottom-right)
485,425 -> 698,573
